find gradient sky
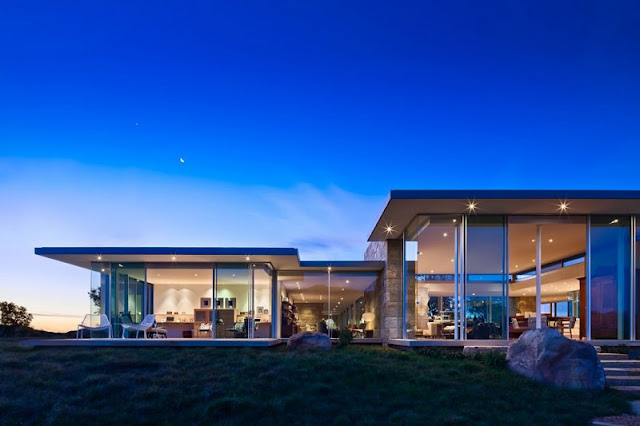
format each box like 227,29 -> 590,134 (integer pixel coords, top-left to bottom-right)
1,2 -> 639,331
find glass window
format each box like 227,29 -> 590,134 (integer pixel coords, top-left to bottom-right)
330,272 -> 380,339
252,264 -> 273,338
147,266 -> 214,338
466,216 -> 507,339
110,263 -> 145,336
90,262 -> 109,328
216,264 -> 250,338
278,272 -> 329,337
405,215 -> 461,339
590,216 -> 631,340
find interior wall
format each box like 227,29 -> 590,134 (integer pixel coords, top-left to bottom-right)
154,284 -> 213,314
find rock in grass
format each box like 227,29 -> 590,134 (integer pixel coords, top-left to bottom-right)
287,332 -> 331,351
507,328 -> 605,390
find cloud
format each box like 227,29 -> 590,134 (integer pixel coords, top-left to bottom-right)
0,158 -> 383,331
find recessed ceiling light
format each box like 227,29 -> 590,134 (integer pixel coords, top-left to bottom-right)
342,288 -> 344,291
443,232 -> 448,237
532,259 -> 536,262
97,255 -> 102,261
118,264 -> 123,267
531,239 -> 535,243
548,239 -> 553,243
430,269 -> 434,273
346,280 -> 349,283
171,256 -> 176,261
340,297 -> 343,300
450,259 -> 454,262
100,268 -> 105,272
452,219 -> 457,223
515,265 -> 519,268
610,219 -> 619,225
245,256 -> 250,261
194,274 -> 198,277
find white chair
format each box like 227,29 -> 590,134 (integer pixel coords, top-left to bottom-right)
77,314 -> 113,339
121,314 -> 156,339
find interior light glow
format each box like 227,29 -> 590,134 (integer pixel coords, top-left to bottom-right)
345,280 -> 349,283
443,232 -> 448,237
97,255 -> 102,261
171,256 -> 176,261
610,219 -> 619,225
466,200 -> 477,212
100,268 -> 105,272
245,256 -> 250,261
548,239 -> 553,243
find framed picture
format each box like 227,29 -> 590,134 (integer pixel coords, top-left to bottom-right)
263,309 -> 269,315
200,298 -> 211,308
257,306 -> 264,315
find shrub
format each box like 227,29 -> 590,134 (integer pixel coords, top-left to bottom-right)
416,347 -> 464,360
338,327 -> 353,347
471,350 -> 508,368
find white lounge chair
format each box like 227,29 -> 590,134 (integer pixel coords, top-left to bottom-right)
77,314 -> 113,339
121,314 -> 156,339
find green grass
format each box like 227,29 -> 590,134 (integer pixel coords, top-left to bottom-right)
0,341 -> 631,425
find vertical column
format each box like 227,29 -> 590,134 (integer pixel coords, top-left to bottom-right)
212,265 -> 217,339
272,270 -> 278,339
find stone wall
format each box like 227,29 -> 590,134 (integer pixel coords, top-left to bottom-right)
365,239 -> 404,343
296,303 -> 323,333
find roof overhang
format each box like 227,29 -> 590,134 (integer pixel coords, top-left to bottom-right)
369,190 -> 640,241
34,247 -> 384,272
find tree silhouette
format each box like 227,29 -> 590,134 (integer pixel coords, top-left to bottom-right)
0,301 -> 33,327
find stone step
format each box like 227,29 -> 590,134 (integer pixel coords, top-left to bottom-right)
606,376 -> 640,386
610,385 -> 640,393
598,353 -> 629,360
604,368 -> 640,376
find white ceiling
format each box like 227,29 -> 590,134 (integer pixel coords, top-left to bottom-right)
280,273 -> 377,316
414,220 -> 586,275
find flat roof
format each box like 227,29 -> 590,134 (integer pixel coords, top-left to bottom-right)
369,189 -> 640,241
34,247 -> 384,272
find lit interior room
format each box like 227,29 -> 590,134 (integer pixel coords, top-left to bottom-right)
508,220 -> 586,340
279,271 -> 379,338
148,264 -> 272,338
406,215 -> 460,339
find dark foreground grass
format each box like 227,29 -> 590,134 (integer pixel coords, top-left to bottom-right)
0,341 -> 631,425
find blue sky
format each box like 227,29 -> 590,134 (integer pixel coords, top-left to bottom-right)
1,2 -> 639,330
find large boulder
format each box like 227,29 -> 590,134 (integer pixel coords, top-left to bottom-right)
507,328 -> 605,390
287,332 -> 331,351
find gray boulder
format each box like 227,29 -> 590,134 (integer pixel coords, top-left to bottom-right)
507,328 -> 605,390
287,332 -> 332,351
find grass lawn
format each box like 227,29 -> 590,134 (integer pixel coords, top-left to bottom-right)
0,341 -> 631,425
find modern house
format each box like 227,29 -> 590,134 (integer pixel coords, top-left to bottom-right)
35,190 -> 640,346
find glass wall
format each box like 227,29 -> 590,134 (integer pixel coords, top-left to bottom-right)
147,266 -> 214,338
405,215 -> 461,339
331,272 -> 380,339
278,270 -> 380,339
279,271 -> 330,337
590,216 -> 631,340
215,264 -> 250,338
110,263 -> 146,336
465,216 -> 507,339
252,264 -> 273,338
89,262 -> 110,327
